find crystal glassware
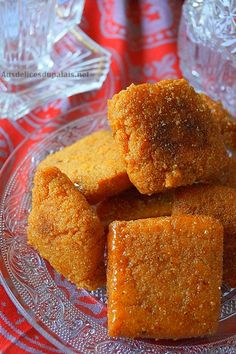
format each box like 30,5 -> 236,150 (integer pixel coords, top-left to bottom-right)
0,0 -> 56,72
178,0 -> 236,116
0,0 -> 110,120
54,0 -> 85,40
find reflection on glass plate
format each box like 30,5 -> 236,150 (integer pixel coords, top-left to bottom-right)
0,112 -> 236,353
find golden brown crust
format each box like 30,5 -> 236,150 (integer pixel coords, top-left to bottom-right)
108,79 -> 228,194
223,158 -> 236,188
201,94 -> 236,152
39,130 -> 132,204
107,216 -> 223,339
27,166 -> 106,290
96,188 -> 173,227
173,184 -> 236,287
211,157 -> 236,188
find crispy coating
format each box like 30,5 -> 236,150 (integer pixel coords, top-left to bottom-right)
27,167 -> 105,290
173,184 -> 236,288
212,157 -> 236,188
201,94 -> 236,152
39,130 -> 132,204
108,79 -> 228,194
223,158 -> 236,188
96,188 -> 173,227
107,216 -> 223,339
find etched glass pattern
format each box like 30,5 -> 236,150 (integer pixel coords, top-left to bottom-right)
178,0 -> 236,116
0,1 -> 110,120
0,27 -> 110,120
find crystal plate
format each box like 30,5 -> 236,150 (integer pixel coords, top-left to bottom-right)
0,111 -> 236,353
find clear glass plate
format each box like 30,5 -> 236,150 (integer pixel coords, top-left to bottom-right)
0,111 -> 236,353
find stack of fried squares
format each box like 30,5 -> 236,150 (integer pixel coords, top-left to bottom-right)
28,79 -> 236,340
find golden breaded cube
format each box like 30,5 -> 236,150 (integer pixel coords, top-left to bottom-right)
173,184 -> 236,288
39,130 -> 132,204
107,216 -> 223,339
108,79 -> 228,194
213,157 -> 236,189
201,94 -> 236,152
27,167 -> 105,290
97,188 -> 173,227
222,158 -> 236,188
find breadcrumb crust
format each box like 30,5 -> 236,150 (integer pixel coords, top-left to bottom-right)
173,184 -> 236,287
27,167 -> 106,290
39,130 -> 132,203
108,79 -> 228,194
107,216 -> 223,339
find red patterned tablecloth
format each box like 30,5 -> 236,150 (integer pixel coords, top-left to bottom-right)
0,1 -> 183,352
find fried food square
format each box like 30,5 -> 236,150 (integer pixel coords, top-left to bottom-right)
108,79 -> 228,194
27,167 -> 106,290
107,216 -> 223,339
39,130 -> 132,204
222,158 -> 236,188
201,94 -> 236,152
212,157 -> 236,189
173,184 -> 236,288
97,188 -> 173,227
